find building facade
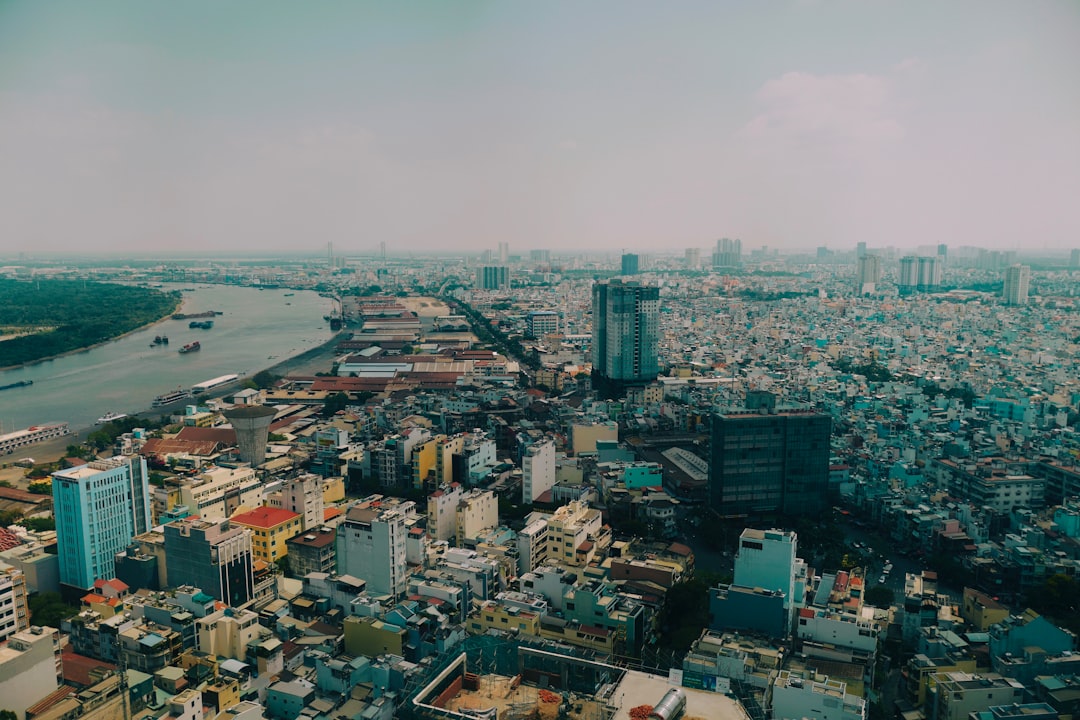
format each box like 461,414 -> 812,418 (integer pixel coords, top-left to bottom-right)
336,498 -> 416,597
1003,264 -> 1031,305
592,279 -> 660,387
163,518 -> 255,607
709,410 -> 831,517
522,440 -> 556,503
52,456 -> 151,591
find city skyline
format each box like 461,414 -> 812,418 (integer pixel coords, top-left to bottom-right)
1,1 -> 1079,256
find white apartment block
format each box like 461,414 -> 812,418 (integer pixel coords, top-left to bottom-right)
178,466 -> 262,520
427,483 -> 464,543
927,672 -> 1024,720
196,607 -> 265,660
517,512 -> 550,575
455,489 -> 498,546
278,474 -> 324,531
546,500 -> 605,567
771,670 -> 866,720
0,560 -> 30,641
336,497 -> 417,598
519,565 -> 573,611
522,440 -> 556,503
0,627 -> 60,720
796,608 -> 881,661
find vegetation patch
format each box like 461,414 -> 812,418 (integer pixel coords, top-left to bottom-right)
0,279 -> 180,367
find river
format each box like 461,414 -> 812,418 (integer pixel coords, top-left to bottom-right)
0,283 -> 335,433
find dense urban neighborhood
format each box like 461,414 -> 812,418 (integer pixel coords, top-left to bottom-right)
1,244 -> 1080,720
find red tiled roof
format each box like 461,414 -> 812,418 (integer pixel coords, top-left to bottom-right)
175,427 -> 237,445
0,486 -> 49,503
94,578 -> 129,593
324,507 -> 343,521
25,686 -> 76,716
140,437 -> 221,457
231,506 -> 301,529
60,649 -> 116,687
0,528 -> 22,551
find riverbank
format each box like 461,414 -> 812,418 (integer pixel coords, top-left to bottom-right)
0,294 -> 183,372
1,328 -> 347,471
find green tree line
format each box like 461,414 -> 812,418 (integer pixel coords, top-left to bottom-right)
0,279 -> 179,367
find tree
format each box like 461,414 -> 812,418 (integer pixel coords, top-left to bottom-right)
29,592 -> 78,628
0,509 -> 24,527
1,709 -> 18,720
19,517 -> 55,532
251,370 -> 281,389
321,392 -> 350,417
865,586 -> 895,608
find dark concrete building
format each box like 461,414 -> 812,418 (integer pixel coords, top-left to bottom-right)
163,518 -> 254,607
709,409 -> 831,517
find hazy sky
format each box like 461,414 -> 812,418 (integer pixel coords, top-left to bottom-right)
2,1 -> 1079,257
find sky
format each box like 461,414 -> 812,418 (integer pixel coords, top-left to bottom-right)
1,1 -> 1079,257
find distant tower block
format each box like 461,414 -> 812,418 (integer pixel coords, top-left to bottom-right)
223,405 -> 278,467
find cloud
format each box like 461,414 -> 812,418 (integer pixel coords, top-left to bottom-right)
741,71 -> 905,149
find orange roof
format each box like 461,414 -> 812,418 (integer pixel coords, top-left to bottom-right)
231,506 -> 301,529
324,507 -> 343,521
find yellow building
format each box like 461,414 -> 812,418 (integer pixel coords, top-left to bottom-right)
229,507 -> 302,563
321,476 -> 345,505
411,436 -> 441,489
570,421 -> 618,456
467,601 -> 615,655
343,616 -> 404,657
468,601 -> 542,636
961,588 -> 1009,632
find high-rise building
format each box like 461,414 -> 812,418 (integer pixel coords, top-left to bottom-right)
917,256 -> 942,291
498,241 -> 509,264
1003,264 -> 1031,305
856,254 -> 881,295
336,497 -> 416,597
52,456 -> 151,591
0,560 -> 30,641
897,255 -> 940,293
937,243 -> 948,260
476,266 -> 509,290
1071,248 -> 1080,268
222,405 -> 277,468
685,247 -> 700,268
898,255 -> 919,292
163,517 -> 254,607
855,242 -> 867,259
530,249 -> 551,264
621,253 -> 640,275
592,278 -> 660,387
709,410 -> 831,517
712,238 -> 742,268
522,439 -> 556,503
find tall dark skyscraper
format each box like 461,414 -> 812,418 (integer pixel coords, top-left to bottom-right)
592,279 -> 659,390
621,253 -> 640,275
709,409 -> 831,517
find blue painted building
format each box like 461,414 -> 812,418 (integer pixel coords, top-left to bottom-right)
52,456 -> 151,591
